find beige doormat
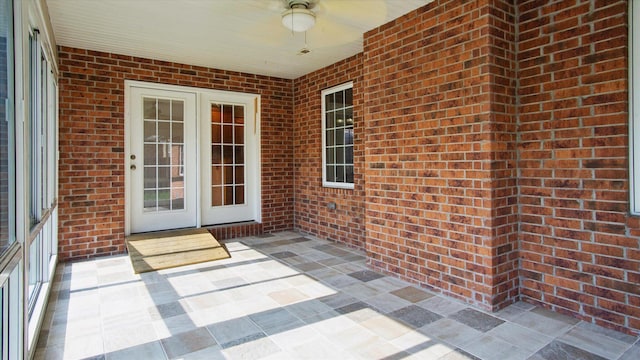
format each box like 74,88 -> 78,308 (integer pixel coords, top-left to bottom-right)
126,228 -> 230,274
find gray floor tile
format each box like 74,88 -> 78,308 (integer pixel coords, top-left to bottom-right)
486,322 -> 552,352
420,317 -> 483,348
510,309 -> 576,337
160,327 -> 217,359
207,316 -> 265,348
559,324 -> 631,359
148,300 -> 190,320
364,292 -> 412,313
532,340 -> 607,360
318,292 -> 360,309
249,308 -> 305,335
347,269 -> 385,282
418,295 -> 468,316
619,341 -> 640,360
463,334 -> 532,360
449,308 -> 505,332
391,286 -> 434,303
105,341 -> 166,360
221,336 -> 282,360
286,299 -> 334,320
390,305 -> 442,328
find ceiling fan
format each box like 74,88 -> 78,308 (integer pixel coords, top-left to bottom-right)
260,0 -> 387,54
281,0 -> 318,33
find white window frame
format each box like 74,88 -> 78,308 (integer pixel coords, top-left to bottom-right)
321,82 -> 354,189
631,0 -> 640,215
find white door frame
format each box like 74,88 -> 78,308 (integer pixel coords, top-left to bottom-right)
124,80 -> 261,235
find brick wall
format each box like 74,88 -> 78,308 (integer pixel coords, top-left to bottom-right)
362,0 -> 519,310
293,54 -> 366,249
518,0 -> 640,334
58,46 -> 294,261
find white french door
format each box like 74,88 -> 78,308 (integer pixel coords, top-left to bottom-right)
200,93 -> 258,225
126,82 -> 260,234
129,86 -> 197,233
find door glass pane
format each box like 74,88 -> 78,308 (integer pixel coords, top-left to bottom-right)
210,103 -> 245,207
211,187 -> 222,206
171,100 -> 183,121
143,97 -> 185,212
224,186 -> 233,205
235,186 -> 245,204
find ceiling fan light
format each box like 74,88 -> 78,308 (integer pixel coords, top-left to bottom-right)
282,8 -> 316,32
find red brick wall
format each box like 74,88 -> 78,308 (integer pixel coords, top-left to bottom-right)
293,54 -> 366,249
362,0 -> 519,310
518,0 -> 640,334
57,46 -> 294,261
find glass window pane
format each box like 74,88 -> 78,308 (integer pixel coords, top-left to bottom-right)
326,166 -> 335,182
157,122 -> 170,142
224,166 -> 233,185
223,125 -> 233,143
234,105 -> 244,124
212,124 -> 221,144
224,186 -> 233,205
345,108 -> 353,125
235,186 -> 245,205
335,90 -> 344,109
345,87 -> 353,106
143,98 -> 156,119
326,112 -> 334,129
335,128 -> 344,145
235,166 -> 244,184
327,129 -> 334,146
211,187 -> 222,206
157,167 -> 170,188
336,166 -> 345,183
211,104 -> 221,123
157,144 -> 170,165
211,166 -> 222,186
345,146 -> 354,165
157,189 -> 170,209
336,147 -> 344,165
345,128 -> 354,145
157,99 -> 170,120
0,0 -> 14,253
326,148 -> 334,165
144,190 -> 157,211
143,167 -> 156,189
223,146 -> 233,164
211,145 -> 222,165
171,100 -> 184,121
234,125 -> 244,145
325,93 -> 334,111
144,120 -> 155,141
171,187 -> 184,210
223,105 -> 233,123
235,146 -> 244,165
172,122 -> 183,142
144,144 -> 157,166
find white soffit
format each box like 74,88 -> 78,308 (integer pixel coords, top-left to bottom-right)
46,0 -> 433,79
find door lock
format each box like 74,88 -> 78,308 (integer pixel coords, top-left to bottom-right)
130,165 -> 137,170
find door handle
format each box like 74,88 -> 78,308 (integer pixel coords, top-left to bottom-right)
130,165 -> 137,170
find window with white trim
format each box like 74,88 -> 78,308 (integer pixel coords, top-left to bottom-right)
322,82 -> 354,189
631,0 -> 640,215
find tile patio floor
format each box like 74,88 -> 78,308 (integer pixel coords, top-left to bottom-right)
36,231 -> 640,360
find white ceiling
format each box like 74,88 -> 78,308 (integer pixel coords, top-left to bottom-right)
46,0 -> 432,79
